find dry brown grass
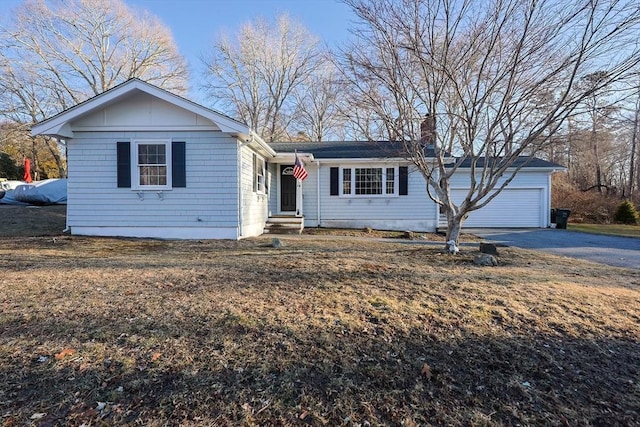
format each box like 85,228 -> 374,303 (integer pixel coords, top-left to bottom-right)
0,208 -> 639,426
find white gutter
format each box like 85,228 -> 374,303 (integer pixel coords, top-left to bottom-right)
316,157 -> 407,164
249,130 -> 276,157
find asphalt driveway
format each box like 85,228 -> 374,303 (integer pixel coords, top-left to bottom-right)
470,228 -> 640,269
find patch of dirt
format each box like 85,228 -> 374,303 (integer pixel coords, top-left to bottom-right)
303,227 -> 480,242
0,206 -> 638,426
0,204 -> 66,237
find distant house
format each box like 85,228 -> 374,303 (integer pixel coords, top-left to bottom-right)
32,79 -> 562,239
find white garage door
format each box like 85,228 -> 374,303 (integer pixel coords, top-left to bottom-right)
451,188 -> 544,228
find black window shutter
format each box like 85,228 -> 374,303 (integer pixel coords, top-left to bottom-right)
264,161 -> 269,194
172,141 -> 186,187
117,141 -> 131,188
252,154 -> 257,192
399,166 -> 408,195
330,167 -> 339,195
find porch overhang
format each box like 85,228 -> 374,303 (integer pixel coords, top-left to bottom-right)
271,152 -> 314,163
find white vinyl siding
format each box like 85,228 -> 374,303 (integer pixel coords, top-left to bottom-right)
267,162 -> 278,215
66,131 -> 240,235
305,163 -> 436,231
71,91 -> 221,131
241,147 -> 269,237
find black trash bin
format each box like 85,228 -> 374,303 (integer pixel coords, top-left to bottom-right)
550,208 -> 557,224
555,208 -> 571,229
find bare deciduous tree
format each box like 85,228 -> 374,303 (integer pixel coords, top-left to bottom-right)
629,88 -> 640,198
0,0 -> 189,177
291,60 -> 347,141
202,14 -> 322,142
342,0 -> 640,246
579,71 -> 621,193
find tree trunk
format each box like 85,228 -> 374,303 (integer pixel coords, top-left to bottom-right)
30,136 -> 39,181
629,95 -> 639,198
445,214 -> 464,251
43,137 -> 66,178
591,114 -> 603,193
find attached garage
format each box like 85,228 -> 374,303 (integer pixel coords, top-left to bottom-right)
446,163 -> 562,229
451,188 -> 545,228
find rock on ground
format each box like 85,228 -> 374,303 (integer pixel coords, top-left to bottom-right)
480,242 -> 499,255
474,253 -> 498,266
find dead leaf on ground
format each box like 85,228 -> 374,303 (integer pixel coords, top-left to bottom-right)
55,348 -> 75,360
151,352 -> 162,361
421,363 -> 432,380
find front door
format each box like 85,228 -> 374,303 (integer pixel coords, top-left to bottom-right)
280,165 -> 296,212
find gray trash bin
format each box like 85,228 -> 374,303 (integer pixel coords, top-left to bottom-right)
555,209 -> 571,229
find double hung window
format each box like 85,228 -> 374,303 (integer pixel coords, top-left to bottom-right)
253,154 -> 266,194
341,166 -> 397,196
133,140 -> 171,190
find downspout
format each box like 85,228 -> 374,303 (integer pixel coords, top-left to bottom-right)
237,137 -> 253,239
547,173 -> 552,227
237,141 -> 243,239
61,137 -> 70,233
316,160 -> 321,227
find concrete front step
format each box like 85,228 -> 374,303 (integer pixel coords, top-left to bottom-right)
267,216 -> 303,224
264,216 -> 304,235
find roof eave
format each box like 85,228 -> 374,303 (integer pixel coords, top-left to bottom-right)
31,78 -> 251,137
235,131 -> 276,157
272,152 -> 314,162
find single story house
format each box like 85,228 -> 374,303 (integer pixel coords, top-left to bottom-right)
32,79 -> 563,239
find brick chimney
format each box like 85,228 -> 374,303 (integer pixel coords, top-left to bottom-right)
420,113 -> 436,144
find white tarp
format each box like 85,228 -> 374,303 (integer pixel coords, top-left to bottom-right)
4,179 -> 67,205
0,180 -> 25,191
0,180 -> 29,205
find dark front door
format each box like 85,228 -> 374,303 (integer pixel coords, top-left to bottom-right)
280,165 -> 296,212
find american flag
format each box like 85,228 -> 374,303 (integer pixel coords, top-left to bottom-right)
293,154 -> 308,181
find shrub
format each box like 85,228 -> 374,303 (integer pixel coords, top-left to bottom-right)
613,200 -> 639,224
551,173 -> 618,223
0,152 -> 20,180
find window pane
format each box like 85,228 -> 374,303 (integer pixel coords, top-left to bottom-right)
139,166 -> 167,186
157,145 -> 166,164
255,158 -> 265,193
137,143 -> 167,186
355,168 -> 382,195
138,145 -> 148,164
342,168 -> 351,195
138,144 -> 166,165
386,167 -> 395,194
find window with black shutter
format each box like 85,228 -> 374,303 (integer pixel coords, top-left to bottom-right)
117,139 -> 186,190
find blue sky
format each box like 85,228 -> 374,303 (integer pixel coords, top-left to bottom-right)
0,0 -> 355,100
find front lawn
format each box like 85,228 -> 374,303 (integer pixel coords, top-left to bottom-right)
1,234 -> 638,426
569,223 -> 640,238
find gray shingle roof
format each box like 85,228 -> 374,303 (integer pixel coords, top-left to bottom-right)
268,141 -> 436,159
452,156 -> 563,168
268,141 -> 563,168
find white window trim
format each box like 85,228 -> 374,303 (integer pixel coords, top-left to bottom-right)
255,155 -> 266,194
131,139 -> 172,191
339,165 -> 399,197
